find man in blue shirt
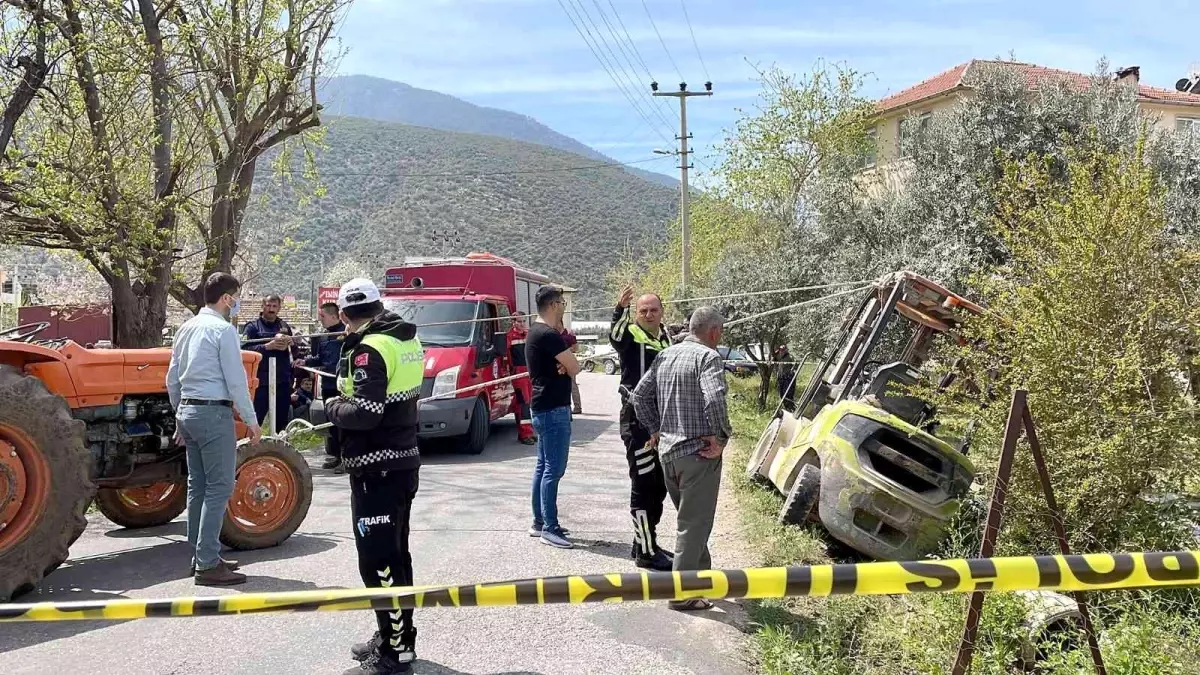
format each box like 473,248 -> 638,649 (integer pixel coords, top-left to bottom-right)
241,294 -> 298,431
299,302 -> 346,471
166,273 -> 262,587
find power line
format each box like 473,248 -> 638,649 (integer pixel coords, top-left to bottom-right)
602,0 -> 683,128
606,0 -> 654,80
556,0 -> 674,146
641,0 -> 683,82
313,155 -> 672,179
679,0 -> 710,81
577,0 -> 679,134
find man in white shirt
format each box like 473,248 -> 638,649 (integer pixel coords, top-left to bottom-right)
166,272 -> 262,586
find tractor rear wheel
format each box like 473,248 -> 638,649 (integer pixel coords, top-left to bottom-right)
94,480 -> 187,529
0,365 -> 94,600
220,438 -> 313,550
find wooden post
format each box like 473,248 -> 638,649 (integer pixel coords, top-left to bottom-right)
1022,405 -> 1107,674
951,390 -> 1025,675
951,390 -> 1106,675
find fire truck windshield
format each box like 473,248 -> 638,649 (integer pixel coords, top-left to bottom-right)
382,299 -> 478,347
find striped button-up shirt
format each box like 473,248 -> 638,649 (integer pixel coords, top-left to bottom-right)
631,335 -> 733,463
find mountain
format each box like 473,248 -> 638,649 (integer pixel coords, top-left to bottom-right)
319,74 -> 680,189
245,116 -> 678,308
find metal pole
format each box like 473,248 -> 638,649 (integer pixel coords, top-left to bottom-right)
268,358 -> 277,436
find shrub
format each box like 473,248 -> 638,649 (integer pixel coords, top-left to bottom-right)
933,135 -> 1200,554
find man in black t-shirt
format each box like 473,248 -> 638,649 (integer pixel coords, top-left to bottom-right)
524,285 -> 581,549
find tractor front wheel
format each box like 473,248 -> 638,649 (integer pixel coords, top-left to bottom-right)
0,365 -> 94,600
94,481 -> 187,529
220,439 -> 313,550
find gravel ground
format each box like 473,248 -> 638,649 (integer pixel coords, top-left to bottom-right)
0,373 -> 754,675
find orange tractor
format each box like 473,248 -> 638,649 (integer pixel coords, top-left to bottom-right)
0,322 -> 313,600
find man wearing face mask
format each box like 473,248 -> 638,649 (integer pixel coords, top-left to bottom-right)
167,273 -> 263,587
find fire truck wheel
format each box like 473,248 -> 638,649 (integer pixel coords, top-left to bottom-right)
460,397 -> 490,455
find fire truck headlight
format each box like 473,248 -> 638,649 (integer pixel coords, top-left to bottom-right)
431,366 -> 461,398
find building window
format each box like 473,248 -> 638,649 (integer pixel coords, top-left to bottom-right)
860,127 -> 878,168
1177,117 -> 1200,134
898,112 -> 931,158
516,279 -> 531,316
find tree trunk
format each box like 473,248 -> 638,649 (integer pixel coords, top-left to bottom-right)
110,276 -> 169,348
756,363 -> 773,412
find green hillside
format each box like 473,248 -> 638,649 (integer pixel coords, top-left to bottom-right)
244,116 -> 678,308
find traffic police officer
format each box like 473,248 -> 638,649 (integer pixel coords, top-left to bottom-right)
325,278 -> 424,675
609,285 -> 673,571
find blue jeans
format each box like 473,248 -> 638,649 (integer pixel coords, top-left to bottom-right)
531,406 -> 572,531
177,405 -> 237,571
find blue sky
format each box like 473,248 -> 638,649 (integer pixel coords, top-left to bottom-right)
335,0 -> 1197,181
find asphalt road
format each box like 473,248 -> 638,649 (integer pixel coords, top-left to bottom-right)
0,373 -> 753,675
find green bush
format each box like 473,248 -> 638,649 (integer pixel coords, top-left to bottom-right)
932,136 -> 1200,555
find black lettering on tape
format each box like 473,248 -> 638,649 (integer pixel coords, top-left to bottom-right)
1065,554 -> 1134,586
420,587 -> 461,608
0,605 -> 30,620
647,571 -> 677,600
541,576 -> 571,604
458,585 -> 479,607
578,573 -> 645,603
514,580 -> 539,605
831,564 -> 858,595
966,559 -> 998,591
145,600 -> 175,618
1144,552 -> 1200,583
786,566 -> 813,596
1035,555 -> 1062,588
193,598 -> 222,616
678,571 -> 717,596
900,561 -> 961,593
724,569 -> 750,599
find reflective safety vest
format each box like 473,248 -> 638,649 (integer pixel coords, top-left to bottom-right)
338,333 -> 424,401
626,322 -> 670,375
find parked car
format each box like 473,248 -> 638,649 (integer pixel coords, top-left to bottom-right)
582,344 -> 620,375
718,346 -> 756,377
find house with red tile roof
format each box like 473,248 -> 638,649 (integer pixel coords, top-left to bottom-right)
863,60 -> 1200,170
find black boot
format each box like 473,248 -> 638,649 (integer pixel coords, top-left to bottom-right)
342,651 -> 410,675
350,632 -> 381,661
631,543 -> 672,571
352,628 -> 416,664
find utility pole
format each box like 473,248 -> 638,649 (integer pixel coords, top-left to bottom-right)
653,80 -> 712,294
431,227 -> 461,258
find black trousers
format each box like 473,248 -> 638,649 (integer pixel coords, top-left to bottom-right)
350,468 -> 419,656
620,402 -> 667,558
324,425 -> 341,458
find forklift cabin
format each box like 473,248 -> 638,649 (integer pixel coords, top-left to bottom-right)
746,271 -> 983,561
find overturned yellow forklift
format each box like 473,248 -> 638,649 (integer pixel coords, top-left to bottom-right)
746,271 -> 982,560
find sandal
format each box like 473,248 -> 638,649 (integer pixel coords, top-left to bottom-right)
668,598 -> 714,611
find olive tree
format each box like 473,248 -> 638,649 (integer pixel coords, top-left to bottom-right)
0,0 -> 347,346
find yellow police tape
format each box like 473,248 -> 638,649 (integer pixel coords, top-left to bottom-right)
2,550 -> 1197,622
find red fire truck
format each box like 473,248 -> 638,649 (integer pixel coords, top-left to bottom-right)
376,253 -> 553,454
